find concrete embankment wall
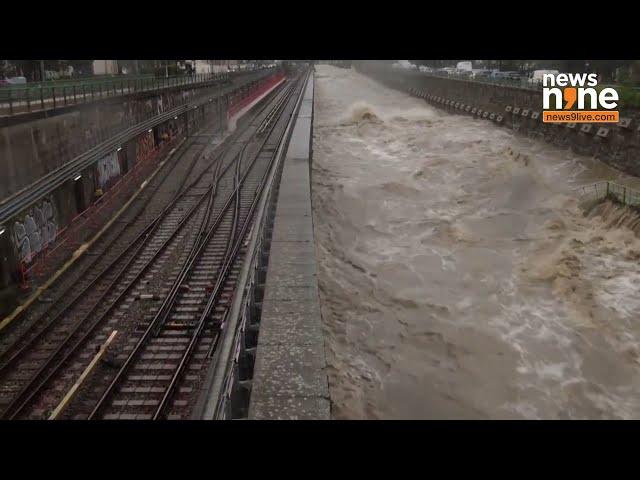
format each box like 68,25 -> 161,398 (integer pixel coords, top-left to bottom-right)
248,71 -> 329,419
0,71 -> 272,201
354,61 -> 640,178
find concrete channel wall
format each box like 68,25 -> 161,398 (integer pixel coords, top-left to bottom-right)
247,71 -> 329,419
354,61 -> 640,179
192,69 -> 329,420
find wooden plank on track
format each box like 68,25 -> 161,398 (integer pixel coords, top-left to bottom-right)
48,330 -> 118,420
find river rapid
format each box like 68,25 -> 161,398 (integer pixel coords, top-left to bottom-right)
311,64 -> 640,419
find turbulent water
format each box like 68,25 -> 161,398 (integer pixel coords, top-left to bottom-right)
311,64 -> 640,419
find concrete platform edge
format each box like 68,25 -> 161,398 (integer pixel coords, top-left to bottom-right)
248,71 -> 330,420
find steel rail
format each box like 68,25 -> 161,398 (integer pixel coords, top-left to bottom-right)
0,114 -> 276,420
87,79 -> 298,420
1,78 -> 292,420
153,76 -> 305,419
0,110 -> 240,369
0,72 -> 285,363
155,73 -> 308,419
203,68 -> 311,419
0,82 -> 288,419
0,146 -> 224,420
0,135 -> 203,368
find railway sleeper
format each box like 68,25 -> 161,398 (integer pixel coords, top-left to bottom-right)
174,305 -> 204,313
161,330 -> 194,337
164,321 -> 198,330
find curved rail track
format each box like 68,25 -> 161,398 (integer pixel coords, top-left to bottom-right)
0,70 -> 307,420
86,75 -> 306,420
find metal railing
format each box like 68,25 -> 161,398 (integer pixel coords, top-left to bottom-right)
407,69 -> 542,91
576,181 -> 640,208
0,68 -> 276,225
0,67 -> 276,117
1,73 -> 154,93
18,132 -> 183,286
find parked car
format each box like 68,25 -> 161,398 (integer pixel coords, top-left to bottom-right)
418,65 -> 433,73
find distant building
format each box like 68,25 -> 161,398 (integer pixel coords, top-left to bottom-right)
183,60 -> 240,74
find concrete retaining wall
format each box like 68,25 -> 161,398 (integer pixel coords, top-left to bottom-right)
0,71 -> 275,201
354,62 -> 640,178
248,71 -> 329,419
0,72 -> 281,300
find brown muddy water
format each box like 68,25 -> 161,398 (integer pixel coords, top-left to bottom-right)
311,64 -> 640,419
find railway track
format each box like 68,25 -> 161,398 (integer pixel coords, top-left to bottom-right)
84,75 -> 306,420
0,68 -> 277,226
0,106 -> 238,356
0,132 -> 225,420
0,71 -> 305,419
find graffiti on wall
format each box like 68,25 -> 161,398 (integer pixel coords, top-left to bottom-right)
136,130 -> 156,162
96,151 -> 121,189
156,93 -> 176,115
12,198 -> 58,264
122,92 -> 181,125
157,95 -> 164,115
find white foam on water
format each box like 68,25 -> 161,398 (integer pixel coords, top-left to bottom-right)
312,64 -> 640,419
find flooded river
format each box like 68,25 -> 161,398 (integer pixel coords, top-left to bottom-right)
311,64 -> 640,419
